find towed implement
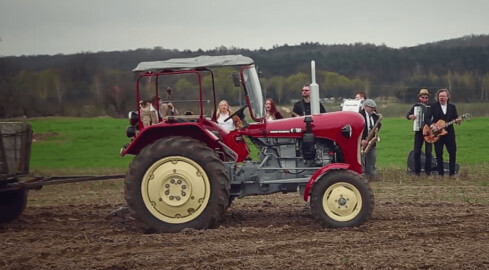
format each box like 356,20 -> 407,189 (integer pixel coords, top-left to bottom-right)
0,122 -> 124,223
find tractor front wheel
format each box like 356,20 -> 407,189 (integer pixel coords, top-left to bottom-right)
310,170 -> 374,228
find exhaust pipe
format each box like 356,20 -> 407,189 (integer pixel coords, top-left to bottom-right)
310,60 -> 320,115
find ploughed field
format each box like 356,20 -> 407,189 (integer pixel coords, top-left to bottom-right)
2,176 -> 489,269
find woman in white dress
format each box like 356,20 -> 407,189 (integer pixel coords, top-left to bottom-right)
217,100 -> 241,131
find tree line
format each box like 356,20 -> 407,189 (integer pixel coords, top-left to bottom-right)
1,34 -> 489,118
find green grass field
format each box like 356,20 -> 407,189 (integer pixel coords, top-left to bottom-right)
377,116 -> 487,166
24,116 -> 488,173
27,117 -> 131,173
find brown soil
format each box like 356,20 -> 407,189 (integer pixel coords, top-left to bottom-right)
1,180 -> 489,270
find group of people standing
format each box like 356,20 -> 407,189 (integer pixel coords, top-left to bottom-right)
356,87 -> 463,179
407,88 -> 462,177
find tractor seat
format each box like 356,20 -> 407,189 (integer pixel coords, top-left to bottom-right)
163,115 -> 200,123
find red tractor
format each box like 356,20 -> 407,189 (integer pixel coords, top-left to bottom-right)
120,55 -> 374,233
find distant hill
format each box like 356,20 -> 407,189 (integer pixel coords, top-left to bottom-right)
3,34 -> 489,74
419,34 -> 489,48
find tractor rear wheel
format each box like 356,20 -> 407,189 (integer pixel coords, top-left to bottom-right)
310,170 -> 374,228
0,188 -> 27,223
125,136 -> 230,233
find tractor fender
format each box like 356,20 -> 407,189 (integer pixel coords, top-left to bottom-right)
121,124 -> 220,156
303,163 -> 353,202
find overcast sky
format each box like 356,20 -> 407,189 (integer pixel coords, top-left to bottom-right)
1,0 -> 488,57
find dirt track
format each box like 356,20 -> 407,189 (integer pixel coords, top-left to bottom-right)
2,180 -> 489,269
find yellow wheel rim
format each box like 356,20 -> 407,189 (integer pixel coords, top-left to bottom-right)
323,182 -> 362,222
141,156 -> 210,224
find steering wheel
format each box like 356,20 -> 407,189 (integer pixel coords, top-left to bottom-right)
224,104 -> 248,122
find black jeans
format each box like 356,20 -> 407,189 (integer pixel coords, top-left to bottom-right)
413,131 -> 432,175
434,133 -> 457,176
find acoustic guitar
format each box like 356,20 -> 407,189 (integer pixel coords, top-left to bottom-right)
423,113 -> 471,143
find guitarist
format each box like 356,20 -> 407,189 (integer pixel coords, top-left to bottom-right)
406,89 -> 433,176
425,89 -> 462,177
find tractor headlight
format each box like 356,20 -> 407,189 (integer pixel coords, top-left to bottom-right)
128,111 -> 138,126
126,125 -> 136,138
341,125 -> 352,138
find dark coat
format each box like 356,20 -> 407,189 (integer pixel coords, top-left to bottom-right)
270,111 -> 283,119
360,109 -> 381,140
426,102 -> 459,136
406,102 -> 432,130
292,99 -> 326,116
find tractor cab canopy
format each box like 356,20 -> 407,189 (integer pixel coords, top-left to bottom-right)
133,55 -> 264,121
133,55 -> 254,72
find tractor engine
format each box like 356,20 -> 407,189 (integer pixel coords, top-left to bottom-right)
252,137 -> 341,171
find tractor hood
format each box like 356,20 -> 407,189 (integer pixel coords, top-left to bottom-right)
260,111 -> 364,140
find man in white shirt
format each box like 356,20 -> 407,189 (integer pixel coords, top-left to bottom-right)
425,89 -> 461,177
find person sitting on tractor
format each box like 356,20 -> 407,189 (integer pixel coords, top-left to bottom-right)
159,87 -> 179,117
265,98 -> 283,121
217,100 -> 242,131
140,100 -> 158,127
160,102 -> 178,117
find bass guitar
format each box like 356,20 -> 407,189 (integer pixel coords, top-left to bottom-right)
423,113 -> 470,143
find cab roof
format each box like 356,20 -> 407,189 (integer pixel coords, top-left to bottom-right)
133,55 -> 254,72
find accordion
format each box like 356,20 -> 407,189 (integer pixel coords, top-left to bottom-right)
413,106 -> 423,132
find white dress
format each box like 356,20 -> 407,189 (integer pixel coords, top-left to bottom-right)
217,113 -> 235,131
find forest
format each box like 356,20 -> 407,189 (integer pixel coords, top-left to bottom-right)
1,34 -> 489,118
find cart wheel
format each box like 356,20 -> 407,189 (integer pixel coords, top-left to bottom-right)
0,189 -> 28,223
310,170 -> 374,228
125,136 -> 230,233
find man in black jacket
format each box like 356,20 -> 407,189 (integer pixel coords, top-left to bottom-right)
361,99 -> 381,180
425,89 -> 461,176
406,89 -> 432,176
292,84 -> 326,116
